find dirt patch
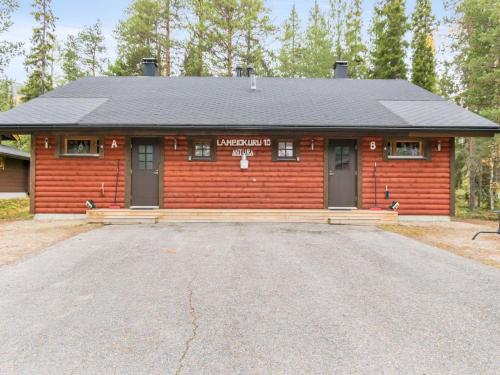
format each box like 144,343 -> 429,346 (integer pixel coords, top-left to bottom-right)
380,219 -> 499,268
0,219 -> 100,267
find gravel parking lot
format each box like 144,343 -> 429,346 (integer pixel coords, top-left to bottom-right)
0,223 -> 499,374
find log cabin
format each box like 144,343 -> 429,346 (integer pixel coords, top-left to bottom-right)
0,143 -> 30,198
0,60 -> 498,223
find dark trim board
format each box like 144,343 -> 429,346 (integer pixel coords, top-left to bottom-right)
450,137 -> 456,216
29,135 -> 36,214
2,128 -> 497,138
124,136 -> 131,208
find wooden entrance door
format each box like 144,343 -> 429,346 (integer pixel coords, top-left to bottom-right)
328,139 -> 357,208
131,138 -> 160,207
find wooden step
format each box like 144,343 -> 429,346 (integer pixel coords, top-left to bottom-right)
88,215 -> 159,225
86,209 -> 398,225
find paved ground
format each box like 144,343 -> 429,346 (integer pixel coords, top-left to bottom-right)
0,223 -> 499,374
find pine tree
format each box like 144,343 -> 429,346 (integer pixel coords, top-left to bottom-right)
329,0 -> 347,60
0,79 -> 13,111
183,0 -> 211,76
208,0 -> 246,76
0,0 -> 23,75
302,1 -> 334,78
239,0 -> 275,76
159,0 -> 183,76
278,4 -> 303,77
114,0 -> 182,76
344,0 -> 368,78
21,0 -> 57,101
451,0 -> 500,210
411,0 -> 437,91
370,0 -> 409,79
79,20 -> 107,77
61,35 -> 84,82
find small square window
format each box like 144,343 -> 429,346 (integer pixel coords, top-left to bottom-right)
189,138 -> 216,161
274,139 -> 299,161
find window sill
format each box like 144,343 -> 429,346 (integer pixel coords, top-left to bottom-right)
274,158 -> 299,162
60,153 -> 100,158
387,156 -> 425,160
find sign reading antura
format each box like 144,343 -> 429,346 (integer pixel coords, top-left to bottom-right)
217,138 -> 271,147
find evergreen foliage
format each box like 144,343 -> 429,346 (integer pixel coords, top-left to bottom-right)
370,0 -> 409,79
277,5 -> 303,77
411,0 -> 437,91
302,1 -> 334,78
21,0 -> 56,101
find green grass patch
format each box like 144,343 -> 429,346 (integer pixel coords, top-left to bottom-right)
0,198 -> 32,220
455,206 -> 498,222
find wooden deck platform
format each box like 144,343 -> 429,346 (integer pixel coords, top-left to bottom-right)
86,209 -> 398,225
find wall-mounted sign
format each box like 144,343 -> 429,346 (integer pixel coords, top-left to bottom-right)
111,139 -> 118,149
217,138 -> 271,147
370,141 -> 377,150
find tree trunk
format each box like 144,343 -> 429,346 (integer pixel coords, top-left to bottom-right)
469,137 -> 475,211
165,0 -> 171,77
41,0 -> 47,94
490,150 -> 496,210
478,163 -> 482,208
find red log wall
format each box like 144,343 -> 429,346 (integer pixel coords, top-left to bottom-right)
35,135 -> 126,213
163,136 -> 325,209
33,135 -> 452,215
360,137 -> 451,215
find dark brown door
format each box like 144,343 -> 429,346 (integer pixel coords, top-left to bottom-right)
328,140 -> 357,207
131,138 -> 160,207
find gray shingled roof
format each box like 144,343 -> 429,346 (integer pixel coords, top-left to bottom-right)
0,144 -> 30,160
0,76 -> 497,132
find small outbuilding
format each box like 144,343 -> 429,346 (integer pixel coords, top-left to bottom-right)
0,143 -> 30,198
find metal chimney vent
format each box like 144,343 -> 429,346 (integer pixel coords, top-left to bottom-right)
247,64 -> 256,91
142,57 -> 158,77
333,61 -> 348,79
235,65 -> 243,77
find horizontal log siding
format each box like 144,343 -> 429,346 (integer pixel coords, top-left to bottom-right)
35,135 -> 125,213
163,136 -> 324,208
361,137 -> 451,215
0,157 -> 29,192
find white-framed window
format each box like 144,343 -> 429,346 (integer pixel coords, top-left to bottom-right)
273,139 -> 299,161
188,138 -> 216,161
385,139 -> 428,159
60,136 -> 102,157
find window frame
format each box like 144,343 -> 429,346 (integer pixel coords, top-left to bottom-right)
383,138 -> 431,160
57,135 -> 104,159
0,156 -> 4,170
188,137 -> 216,161
272,138 -> 300,162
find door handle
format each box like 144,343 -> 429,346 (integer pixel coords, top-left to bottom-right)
153,169 -> 159,175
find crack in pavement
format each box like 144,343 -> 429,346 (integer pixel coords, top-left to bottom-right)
175,278 -> 198,375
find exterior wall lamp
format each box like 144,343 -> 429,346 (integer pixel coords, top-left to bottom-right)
44,137 -> 49,149
311,139 -> 315,151
437,140 -> 442,152
173,138 -> 178,150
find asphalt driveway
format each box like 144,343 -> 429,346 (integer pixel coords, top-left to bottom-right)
0,223 -> 499,374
